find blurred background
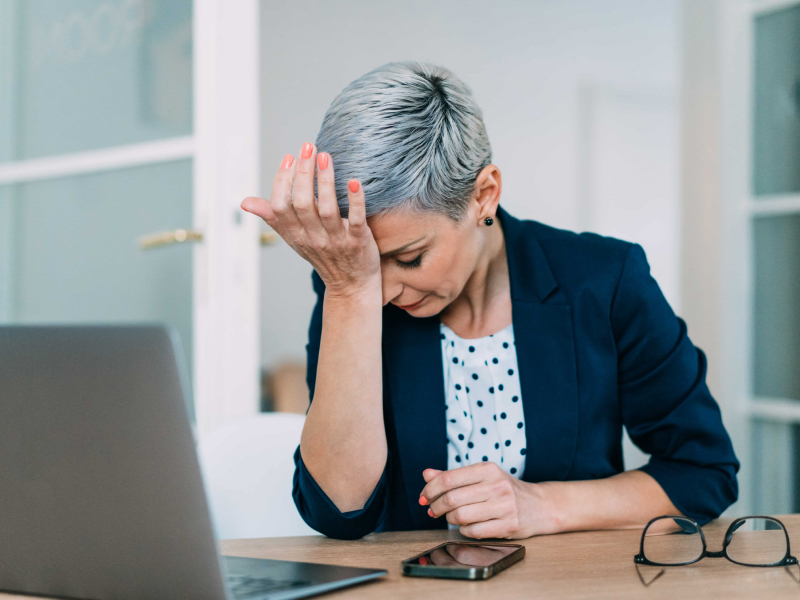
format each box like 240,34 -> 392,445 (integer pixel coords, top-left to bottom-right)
0,0 -> 798,536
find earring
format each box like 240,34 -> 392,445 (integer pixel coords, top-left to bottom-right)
484,217 -> 494,226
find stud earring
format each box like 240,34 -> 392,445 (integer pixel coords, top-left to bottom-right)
484,217 -> 494,226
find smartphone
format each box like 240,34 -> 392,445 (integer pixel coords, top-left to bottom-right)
401,541 -> 525,580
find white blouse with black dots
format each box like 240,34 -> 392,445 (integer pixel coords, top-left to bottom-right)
439,320 -> 527,526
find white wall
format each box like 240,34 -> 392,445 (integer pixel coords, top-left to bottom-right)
258,0 -> 681,372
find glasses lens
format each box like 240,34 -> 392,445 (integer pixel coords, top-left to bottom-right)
642,517 -> 704,565
726,518 -> 788,566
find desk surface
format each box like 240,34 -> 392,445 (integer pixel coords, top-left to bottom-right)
4,515 -> 800,599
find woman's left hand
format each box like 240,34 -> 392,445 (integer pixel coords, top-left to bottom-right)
419,463 -> 559,539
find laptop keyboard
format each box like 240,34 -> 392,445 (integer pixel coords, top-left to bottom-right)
226,573 -> 314,599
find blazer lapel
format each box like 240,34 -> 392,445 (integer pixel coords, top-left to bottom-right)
496,205 -> 580,482
511,302 -> 580,481
383,307 -> 448,530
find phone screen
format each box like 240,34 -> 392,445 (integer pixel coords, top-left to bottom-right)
406,542 -> 519,568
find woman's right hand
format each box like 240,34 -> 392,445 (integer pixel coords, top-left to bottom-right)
241,142 -> 381,298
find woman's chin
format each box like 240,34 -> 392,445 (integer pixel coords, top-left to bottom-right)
407,299 -> 443,318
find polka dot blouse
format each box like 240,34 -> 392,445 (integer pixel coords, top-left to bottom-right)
440,320 -> 527,495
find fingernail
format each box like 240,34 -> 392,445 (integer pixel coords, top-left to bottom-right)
317,153 -> 328,170
280,154 -> 294,169
348,179 -> 359,193
427,508 -> 434,517
301,143 -> 313,159
418,495 -> 428,506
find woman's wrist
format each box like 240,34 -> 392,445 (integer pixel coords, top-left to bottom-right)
522,480 -> 567,536
324,277 -> 383,304
518,472 -> 681,538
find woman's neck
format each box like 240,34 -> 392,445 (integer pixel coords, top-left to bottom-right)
439,221 -> 512,339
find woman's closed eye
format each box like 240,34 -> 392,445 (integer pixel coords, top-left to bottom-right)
396,254 -> 422,269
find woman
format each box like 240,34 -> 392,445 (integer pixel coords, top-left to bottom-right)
241,61 -> 738,541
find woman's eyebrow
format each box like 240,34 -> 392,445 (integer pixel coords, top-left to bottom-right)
380,236 -> 427,257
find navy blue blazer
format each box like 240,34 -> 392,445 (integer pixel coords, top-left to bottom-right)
292,204 -> 739,540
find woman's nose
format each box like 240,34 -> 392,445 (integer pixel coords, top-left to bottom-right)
381,275 -> 404,307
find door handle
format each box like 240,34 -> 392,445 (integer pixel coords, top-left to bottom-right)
138,229 -> 203,250
138,229 -> 279,250
260,231 -> 279,246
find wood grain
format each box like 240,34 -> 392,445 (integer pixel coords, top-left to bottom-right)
4,515 -> 800,599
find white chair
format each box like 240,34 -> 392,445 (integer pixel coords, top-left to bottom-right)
197,412 -> 318,539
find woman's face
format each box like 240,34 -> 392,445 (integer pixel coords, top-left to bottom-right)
368,199 -> 490,317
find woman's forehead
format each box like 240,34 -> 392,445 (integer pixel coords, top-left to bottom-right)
369,210 -> 453,253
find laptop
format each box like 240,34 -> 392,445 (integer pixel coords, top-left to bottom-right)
0,325 -> 387,600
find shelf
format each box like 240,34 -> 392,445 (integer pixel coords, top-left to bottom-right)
748,398 -> 800,422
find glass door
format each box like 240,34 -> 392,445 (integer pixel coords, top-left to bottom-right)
747,0 -> 800,514
0,0 -> 262,433
0,0 -> 194,399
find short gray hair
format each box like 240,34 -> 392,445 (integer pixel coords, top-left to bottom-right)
315,61 -> 492,221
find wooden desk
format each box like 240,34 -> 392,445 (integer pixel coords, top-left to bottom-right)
3,515 -> 799,599
221,515 -> 800,599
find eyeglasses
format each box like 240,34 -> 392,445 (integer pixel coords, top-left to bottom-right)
634,515 -> 799,587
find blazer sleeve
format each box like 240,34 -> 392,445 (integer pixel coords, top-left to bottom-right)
611,244 -> 739,525
291,268 -> 390,539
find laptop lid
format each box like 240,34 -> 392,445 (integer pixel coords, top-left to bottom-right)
0,325 -> 229,600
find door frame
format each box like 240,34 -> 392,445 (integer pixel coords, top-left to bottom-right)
193,0 -> 261,436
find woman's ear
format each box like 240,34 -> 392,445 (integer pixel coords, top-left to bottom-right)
474,164 -> 502,221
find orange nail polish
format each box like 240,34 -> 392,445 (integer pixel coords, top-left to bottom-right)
317,153 -> 328,170
280,154 -> 294,169
428,508 -> 434,517
301,143 -> 313,159
418,495 -> 428,506
348,179 -> 359,193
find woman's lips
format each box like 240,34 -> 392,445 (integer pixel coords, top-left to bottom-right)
396,296 -> 426,310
